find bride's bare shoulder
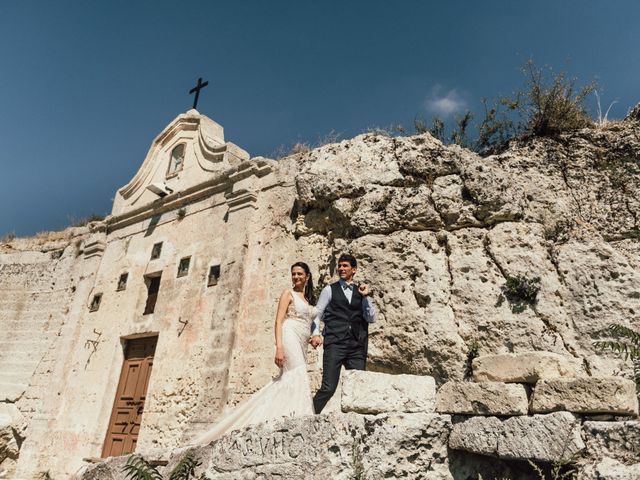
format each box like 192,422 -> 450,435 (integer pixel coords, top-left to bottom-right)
278,289 -> 293,301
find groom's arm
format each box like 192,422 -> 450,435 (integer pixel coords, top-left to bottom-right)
358,284 -> 377,324
311,285 -> 332,336
363,297 -> 377,323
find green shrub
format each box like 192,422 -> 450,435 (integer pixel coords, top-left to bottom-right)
475,98 -> 519,154
595,324 -> 640,391
168,449 -> 202,480
350,438 -> 368,480
464,341 -> 480,380
501,275 -> 541,313
450,111 -> 474,149
122,454 -> 163,480
518,60 -> 595,137
0,231 -> 16,243
543,219 -> 574,244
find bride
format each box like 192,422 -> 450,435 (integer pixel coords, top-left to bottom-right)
195,261 -> 318,444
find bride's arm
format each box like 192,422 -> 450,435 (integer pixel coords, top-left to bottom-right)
274,289 -> 291,368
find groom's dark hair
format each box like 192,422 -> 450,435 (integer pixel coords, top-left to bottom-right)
338,254 -> 357,268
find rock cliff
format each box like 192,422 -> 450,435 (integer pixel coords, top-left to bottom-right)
292,113 -> 640,385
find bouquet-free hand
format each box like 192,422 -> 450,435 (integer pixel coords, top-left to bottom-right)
274,347 -> 285,368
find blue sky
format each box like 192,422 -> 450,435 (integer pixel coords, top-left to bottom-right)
1,1 -> 638,237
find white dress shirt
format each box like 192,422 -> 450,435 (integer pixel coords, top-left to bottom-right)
311,279 -> 377,336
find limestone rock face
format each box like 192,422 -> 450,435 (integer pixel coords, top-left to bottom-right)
472,351 -> 579,383
531,377 -> 639,415
586,458 -> 640,480
0,402 -> 24,478
449,411 -> 585,462
294,121 -> 640,386
435,381 -> 529,415
82,412 -> 454,480
581,421 -> 640,467
341,370 -> 436,414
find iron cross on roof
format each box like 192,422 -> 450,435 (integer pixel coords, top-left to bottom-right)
189,77 -> 209,110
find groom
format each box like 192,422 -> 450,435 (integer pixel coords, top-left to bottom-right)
310,254 -> 377,413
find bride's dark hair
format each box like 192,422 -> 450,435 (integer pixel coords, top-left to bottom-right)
291,261 -> 316,305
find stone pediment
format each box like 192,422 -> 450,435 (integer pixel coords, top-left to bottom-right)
111,110 -> 249,216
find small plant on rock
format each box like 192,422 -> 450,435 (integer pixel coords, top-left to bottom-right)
122,454 -> 163,480
464,341 -> 480,380
350,438 -> 368,480
500,275 -> 541,313
168,449 -> 202,480
0,231 -> 16,243
528,458 -> 577,480
595,324 -> 640,393
543,219 -> 574,244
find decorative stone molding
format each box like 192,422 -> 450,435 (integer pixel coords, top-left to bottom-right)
112,110 -> 251,217
224,189 -> 258,213
106,160 -> 276,233
83,240 -> 106,259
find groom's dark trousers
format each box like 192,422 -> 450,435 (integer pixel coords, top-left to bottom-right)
313,282 -> 368,414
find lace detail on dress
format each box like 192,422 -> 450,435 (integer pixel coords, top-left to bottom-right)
194,289 -> 317,444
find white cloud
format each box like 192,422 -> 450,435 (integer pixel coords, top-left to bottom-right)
425,86 -> 468,117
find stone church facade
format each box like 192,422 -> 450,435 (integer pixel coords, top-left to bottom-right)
0,110 -> 306,478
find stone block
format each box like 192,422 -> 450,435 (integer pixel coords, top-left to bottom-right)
499,412 -> 585,462
449,416 -> 503,457
449,411 -> 585,463
472,351 -> 578,383
435,381 -> 528,415
341,370 -> 436,414
531,377 -> 639,415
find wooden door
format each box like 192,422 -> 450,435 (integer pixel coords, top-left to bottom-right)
102,336 -> 157,458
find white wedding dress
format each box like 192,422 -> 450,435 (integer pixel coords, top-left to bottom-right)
195,290 -> 317,444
